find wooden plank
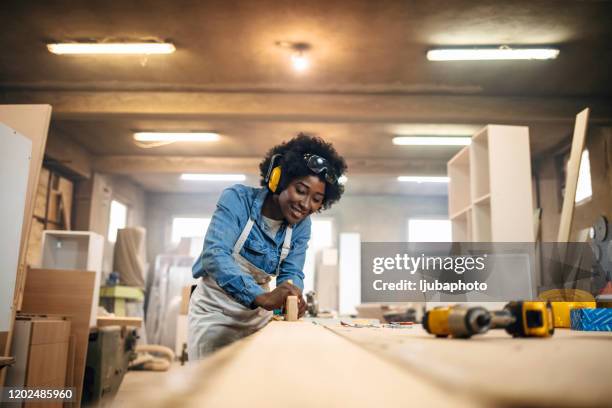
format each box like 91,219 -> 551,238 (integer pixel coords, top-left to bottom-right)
0,105 -> 52,310
557,108 -> 590,242
96,316 -> 142,328
0,105 -> 51,389
122,322 -> 480,407
327,323 -> 612,408
20,268 -> 96,408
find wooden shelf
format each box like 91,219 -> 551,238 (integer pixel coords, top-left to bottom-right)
447,146 -> 471,217
447,125 -> 534,242
470,129 -> 490,200
450,205 -> 471,220
473,193 -> 491,205
451,208 -> 472,242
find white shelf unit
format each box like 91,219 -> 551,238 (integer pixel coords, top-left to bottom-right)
40,230 -> 104,327
448,125 -> 534,242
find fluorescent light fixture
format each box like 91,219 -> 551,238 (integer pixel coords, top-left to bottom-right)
181,173 -> 246,182
338,175 -> 348,185
47,42 -> 176,55
398,176 -> 449,183
392,136 -> 471,146
427,47 -> 559,61
133,132 -> 219,143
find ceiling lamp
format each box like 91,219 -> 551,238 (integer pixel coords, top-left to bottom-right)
398,176 -> 449,183
276,41 -> 311,72
392,136 -> 471,146
181,174 -> 246,182
47,42 -> 176,55
427,46 -> 559,61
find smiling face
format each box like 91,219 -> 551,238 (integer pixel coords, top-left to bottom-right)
277,175 -> 326,225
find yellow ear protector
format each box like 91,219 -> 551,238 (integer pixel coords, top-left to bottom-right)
265,154 -> 283,193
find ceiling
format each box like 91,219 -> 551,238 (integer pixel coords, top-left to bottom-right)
1,0 -> 611,194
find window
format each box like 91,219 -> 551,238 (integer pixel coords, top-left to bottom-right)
107,200 -> 128,242
575,150 -> 592,204
407,218 -> 452,242
303,218 -> 334,293
171,217 -> 211,257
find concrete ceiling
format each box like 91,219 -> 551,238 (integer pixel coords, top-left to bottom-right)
1,0 -> 611,194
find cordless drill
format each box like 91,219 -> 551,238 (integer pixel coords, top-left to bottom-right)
423,302 -> 555,338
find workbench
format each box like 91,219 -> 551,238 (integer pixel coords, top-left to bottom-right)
124,321 -> 612,408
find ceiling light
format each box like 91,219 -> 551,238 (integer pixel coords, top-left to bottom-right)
398,176 -> 449,183
47,42 -> 176,55
276,41 -> 311,72
291,52 -> 310,71
427,46 -> 559,61
181,174 -> 246,182
133,132 -> 219,143
392,136 -> 471,146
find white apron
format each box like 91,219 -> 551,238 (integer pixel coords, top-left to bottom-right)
187,218 -> 292,359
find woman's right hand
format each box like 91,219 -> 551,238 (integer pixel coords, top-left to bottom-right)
254,281 -> 302,311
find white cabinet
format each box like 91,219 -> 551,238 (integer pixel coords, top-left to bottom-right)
40,231 -> 104,327
448,125 -> 534,242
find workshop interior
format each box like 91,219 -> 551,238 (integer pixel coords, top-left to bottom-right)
1,1 -> 611,407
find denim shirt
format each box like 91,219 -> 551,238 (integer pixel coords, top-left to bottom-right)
192,184 -> 311,308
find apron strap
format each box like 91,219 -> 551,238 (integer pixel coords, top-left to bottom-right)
276,226 -> 293,275
233,218 -> 255,255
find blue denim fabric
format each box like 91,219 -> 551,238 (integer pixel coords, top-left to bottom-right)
192,184 -> 311,308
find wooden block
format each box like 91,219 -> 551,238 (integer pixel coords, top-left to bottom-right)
96,316 -> 142,328
285,296 -> 298,322
20,268 -> 96,408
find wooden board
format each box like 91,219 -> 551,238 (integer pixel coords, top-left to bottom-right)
327,323 -> 612,408
20,268 -> 96,408
557,108 -> 590,242
0,105 -> 51,388
0,105 -> 51,310
121,322 -> 481,408
96,316 -> 142,328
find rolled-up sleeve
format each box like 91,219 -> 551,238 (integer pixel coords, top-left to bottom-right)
276,218 -> 311,291
192,187 -> 265,307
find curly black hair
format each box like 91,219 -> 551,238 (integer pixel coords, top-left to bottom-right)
259,133 -> 347,209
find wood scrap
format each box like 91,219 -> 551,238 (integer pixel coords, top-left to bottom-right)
285,296 -> 298,321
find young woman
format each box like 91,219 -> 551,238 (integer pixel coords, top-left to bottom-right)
188,134 -> 347,358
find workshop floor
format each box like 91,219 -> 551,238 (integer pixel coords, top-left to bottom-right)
114,362 -> 183,406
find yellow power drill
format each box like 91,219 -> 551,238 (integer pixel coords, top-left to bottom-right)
423,302 -> 555,338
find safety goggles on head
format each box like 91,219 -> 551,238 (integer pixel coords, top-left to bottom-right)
303,154 -> 338,184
